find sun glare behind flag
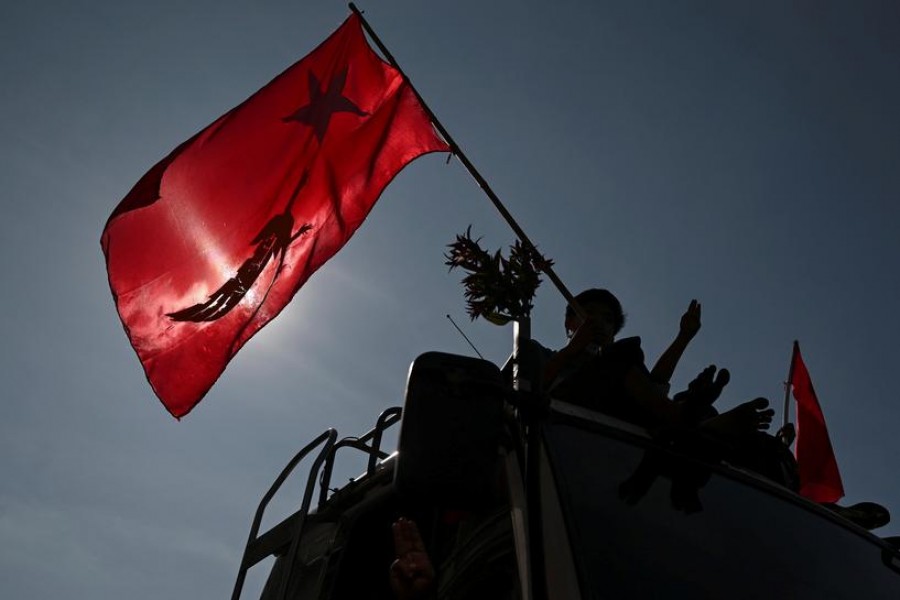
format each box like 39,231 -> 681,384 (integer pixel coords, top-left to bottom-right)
101,14 -> 450,418
790,341 -> 845,503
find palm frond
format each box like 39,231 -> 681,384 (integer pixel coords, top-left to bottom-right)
445,227 -> 553,324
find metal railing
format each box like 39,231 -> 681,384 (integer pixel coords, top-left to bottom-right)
231,407 -> 403,600
231,429 -> 337,600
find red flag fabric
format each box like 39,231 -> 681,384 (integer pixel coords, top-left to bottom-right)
101,15 -> 449,418
790,341 -> 845,503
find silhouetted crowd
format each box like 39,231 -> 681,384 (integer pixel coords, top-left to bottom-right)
385,288 -> 890,599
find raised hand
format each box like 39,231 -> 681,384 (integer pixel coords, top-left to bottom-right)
735,397 -> 775,431
650,300 -> 702,386
389,518 -> 435,600
776,422 -> 796,446
674,365 -> 730,412
679,299 -> 702,340
702,397 -> 775,440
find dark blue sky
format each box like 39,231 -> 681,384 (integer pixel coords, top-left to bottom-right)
2,1 -> 899,597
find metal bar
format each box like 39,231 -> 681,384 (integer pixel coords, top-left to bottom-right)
277,430 -> 339,600
231,429 -> 337,600
318,407 -> 402,507
525,423 -> 548,600
348,3 -> 584,319
367,406 -> 402,473
783,340 -> 798,429
317,439 -> 357,508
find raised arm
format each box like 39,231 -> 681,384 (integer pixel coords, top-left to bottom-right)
651,300 -> 701,387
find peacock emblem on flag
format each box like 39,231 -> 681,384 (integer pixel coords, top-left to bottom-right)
167,173 -> 314,322
166,215 -> 312,322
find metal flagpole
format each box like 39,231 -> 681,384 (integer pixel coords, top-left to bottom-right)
783,340 -> 798,428
348,3 -> 584,318
780,339 -> 800,447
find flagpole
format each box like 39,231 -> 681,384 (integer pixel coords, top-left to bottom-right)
349,3 -> 584,317
783,340 -> 799,429
775,340 -> 799,447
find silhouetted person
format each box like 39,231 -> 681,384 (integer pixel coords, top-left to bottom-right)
544,288 -> 772,437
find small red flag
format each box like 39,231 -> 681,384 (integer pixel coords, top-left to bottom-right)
102,15 -> 449,418
790,342 -> 845,503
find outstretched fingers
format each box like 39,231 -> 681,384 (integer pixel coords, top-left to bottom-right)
742,397 -> 775,430
691,365 -> 716,390
680,300 -> 702,338
392,517 -> 425,557
390,518 -> 435,600
714,367 -> 730,391
686,365 -> 730,406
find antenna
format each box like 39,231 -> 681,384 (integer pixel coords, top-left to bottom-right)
446,314 -> 484,359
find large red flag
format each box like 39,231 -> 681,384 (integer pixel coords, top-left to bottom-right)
102,15 -> 449,418
790,341 -> 845,502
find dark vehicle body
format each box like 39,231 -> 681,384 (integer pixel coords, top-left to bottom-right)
232,351 -> 900,599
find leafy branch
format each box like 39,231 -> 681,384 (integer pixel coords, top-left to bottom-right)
444,227 -> 553,325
